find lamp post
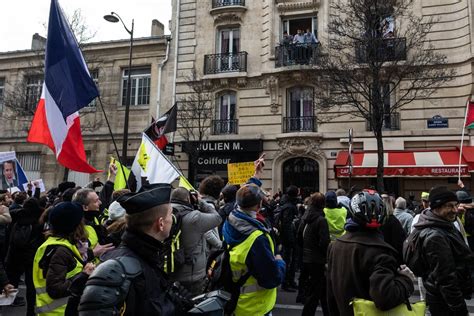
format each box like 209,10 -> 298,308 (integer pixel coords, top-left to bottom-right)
104,12 -> 134,165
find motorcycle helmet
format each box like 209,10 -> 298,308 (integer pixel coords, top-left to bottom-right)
350,190 -> 387,228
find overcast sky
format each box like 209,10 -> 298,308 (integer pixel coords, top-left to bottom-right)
0,0 -> 172,52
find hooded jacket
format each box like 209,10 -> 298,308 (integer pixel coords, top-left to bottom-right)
222,209 -> 285,289
170,199 -> 221,285
414,209 -> 472,312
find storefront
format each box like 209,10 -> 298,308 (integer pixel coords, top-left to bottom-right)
334,148 -> 474,197
181,140 -> 263,186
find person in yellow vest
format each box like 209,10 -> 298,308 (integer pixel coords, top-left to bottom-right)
33,202 -> 95,315
222,171 -> 286,315
73,188 -> 114,260
323,191 -> 348,241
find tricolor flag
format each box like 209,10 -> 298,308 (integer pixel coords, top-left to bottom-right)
131,134 -> 180,191
27,0 -> 100,173
465,100 -> 474,129
144,104 -> 177,150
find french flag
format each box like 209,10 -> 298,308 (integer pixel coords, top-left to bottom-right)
27,0 -> 100,173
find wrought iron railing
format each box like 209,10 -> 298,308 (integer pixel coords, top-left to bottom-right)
212,0 -> 245,8
211,119 -> 238,135
356,38 -> 407,63
204,52 -> 248,74
275,43 -> 321,67
283,116 -> 318,132
366,112 -> 400,131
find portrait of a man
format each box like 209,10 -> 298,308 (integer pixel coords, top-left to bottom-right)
1,160 -> 18,190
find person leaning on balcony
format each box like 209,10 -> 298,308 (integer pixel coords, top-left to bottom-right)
281,30 -> 293,46
304,28 -> 318,44
292,29 -> 305,44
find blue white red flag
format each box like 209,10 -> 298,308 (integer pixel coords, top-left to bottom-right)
27,0 -> 100,173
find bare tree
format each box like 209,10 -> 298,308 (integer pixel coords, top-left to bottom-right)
177,69 -> 214,182
315,0 -> 455,191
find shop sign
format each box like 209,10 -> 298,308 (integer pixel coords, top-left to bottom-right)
163,143 -> 175,156
336,166 -> 468,177
427,115 -> 448,128
197,157 -> 231,166
227,161 -> 255,185
183,140 -> 263,153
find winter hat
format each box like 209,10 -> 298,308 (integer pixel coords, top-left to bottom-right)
325,191 -> 338,209
395,197 -> 406,209
49,202 -> 84,234
108,201 -> 126,221
429,186 -> 457,210
236,184 -> 263,209
421,192 -> 430,202
221,184 -> 239,203
456,191 -> 472,204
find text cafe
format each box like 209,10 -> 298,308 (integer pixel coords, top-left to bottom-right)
181,140 -> 263,184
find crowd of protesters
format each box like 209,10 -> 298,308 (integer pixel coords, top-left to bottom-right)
0,155 -> 470,315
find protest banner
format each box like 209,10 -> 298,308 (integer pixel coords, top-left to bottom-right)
227,161 -> 254,185
22,179 -> 46,193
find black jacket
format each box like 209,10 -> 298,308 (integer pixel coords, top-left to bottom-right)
414,209 -> 472,312
379,214 -> 407,264
296,206 -> 330,264
99,229 -> 176,316
277,195 -> 298,246
327,229 -> 414,316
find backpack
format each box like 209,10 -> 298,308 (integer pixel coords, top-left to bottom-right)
10,223 -> 32,249
162,207 -> 191,274
402,229 -> 426,277
204,241 -> 251,314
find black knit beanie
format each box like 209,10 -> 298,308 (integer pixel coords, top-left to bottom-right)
429,186 -> 457,210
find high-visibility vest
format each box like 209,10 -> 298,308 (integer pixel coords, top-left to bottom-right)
85,225 -> 98,249
323,207 -> 347,240
229,230 -> 277,316
33,237 -> 84,316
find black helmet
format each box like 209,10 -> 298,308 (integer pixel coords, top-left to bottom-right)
456,190 -> 472,204
350,190 -> 386,228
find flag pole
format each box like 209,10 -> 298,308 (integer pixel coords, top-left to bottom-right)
458,97 -> 471,181
98,97 -> 129,189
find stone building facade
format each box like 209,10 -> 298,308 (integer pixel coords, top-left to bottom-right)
0,20 -> 168,188
160,0 -> 474,198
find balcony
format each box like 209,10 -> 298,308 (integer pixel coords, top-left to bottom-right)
283,116 -> 317,133
211,119 -> 238,135
366,112 -> 400,131
212,0 -> 245,8
275,43 -> 321,67
204,52 -> 248,75
356,38 -> 407,63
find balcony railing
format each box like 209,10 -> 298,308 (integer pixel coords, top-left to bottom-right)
212,0 -> 245,8
283,116 -> 317,133
356,38 -> 407,63
211,119 -> 238,135
366,112 -> 400,131
275,43 -> 321,67
204,52 -> 248,75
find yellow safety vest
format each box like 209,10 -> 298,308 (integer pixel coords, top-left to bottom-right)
33,237 -> 84,316
85,225 -> 98,249
228,230 -> 277,316
323,207 -> 347,241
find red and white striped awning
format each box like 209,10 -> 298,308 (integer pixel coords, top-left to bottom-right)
335,149 -> 472,177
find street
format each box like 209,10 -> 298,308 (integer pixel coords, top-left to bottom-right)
4,281 -> 474,316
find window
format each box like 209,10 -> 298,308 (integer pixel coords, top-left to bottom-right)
25,75 -> 43,112
121,67 -> 151,106
285,87 -> 315,132
213,91 -> 237,134
0,78 -> 4,112
86,70 -> 99,107
282,16 -> 318,40
17,153 -> 41,180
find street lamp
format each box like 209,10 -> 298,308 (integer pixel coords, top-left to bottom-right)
104,12 -> 134,165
